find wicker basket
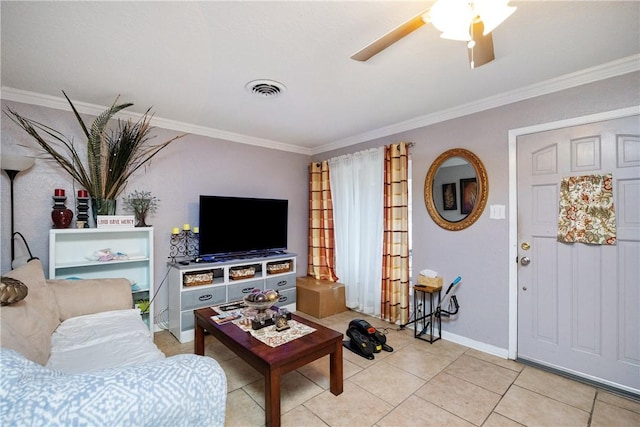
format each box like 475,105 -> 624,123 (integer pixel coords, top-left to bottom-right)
267,261 -> 291,275
183,271 -> 214,287
230,266 -> 256,280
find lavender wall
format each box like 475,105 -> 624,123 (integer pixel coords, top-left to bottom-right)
2,72 -> 637,350
1,100 -> 310,315
314,72 -> 640,351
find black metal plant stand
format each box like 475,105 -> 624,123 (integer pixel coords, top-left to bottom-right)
405,285 -> 442,343
400,276 -> 461,344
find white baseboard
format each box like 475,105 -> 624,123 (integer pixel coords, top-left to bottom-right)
404,317 -> 509,359
440,330 -> 509,359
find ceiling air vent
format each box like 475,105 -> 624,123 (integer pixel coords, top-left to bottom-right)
245,79 -> 286,98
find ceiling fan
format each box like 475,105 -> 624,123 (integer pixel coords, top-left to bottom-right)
351,0 -> 517,69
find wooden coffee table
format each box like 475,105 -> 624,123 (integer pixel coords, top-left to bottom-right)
194,307 -> 343,427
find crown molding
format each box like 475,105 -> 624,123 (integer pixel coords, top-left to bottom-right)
145,116 -> 312,155
3,54 -> 638,157
312,54 -> 640,155
0,87 -> 312,156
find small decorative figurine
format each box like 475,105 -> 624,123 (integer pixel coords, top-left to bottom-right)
275,313 -> 290,332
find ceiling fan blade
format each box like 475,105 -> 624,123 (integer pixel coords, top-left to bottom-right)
351,12 -> 427,61
467,20 -> 495,68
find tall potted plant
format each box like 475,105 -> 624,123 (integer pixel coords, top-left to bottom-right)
4,91 -> 184,219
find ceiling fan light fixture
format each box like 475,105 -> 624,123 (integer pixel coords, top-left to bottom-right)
428,0 -> 516,41
428,0 -> 474,40
351,0 -> 509,65
440,27 -> 472,42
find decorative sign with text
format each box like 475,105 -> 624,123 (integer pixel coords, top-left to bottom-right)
96,215 -> 135,229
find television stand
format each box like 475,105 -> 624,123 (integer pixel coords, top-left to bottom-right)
168,253 -> 297,343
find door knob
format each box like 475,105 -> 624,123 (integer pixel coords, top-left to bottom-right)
520,256 -> 531,266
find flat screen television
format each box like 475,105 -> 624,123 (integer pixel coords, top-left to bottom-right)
198,195 -> 288,260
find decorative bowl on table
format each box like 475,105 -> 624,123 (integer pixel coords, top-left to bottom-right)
243,289 -> 280,312
242,299 -> 273,312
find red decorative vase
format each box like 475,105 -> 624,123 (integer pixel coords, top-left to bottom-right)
52,207 -> 73,229
52,194 -> 73,229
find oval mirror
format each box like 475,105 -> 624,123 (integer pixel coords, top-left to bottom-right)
424,148 -> 488,231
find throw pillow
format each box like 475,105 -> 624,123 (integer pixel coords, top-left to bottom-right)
1,259 -> 61,365
0,276 -> 28,305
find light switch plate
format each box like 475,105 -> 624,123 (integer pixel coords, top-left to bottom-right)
490,204 -> 506,219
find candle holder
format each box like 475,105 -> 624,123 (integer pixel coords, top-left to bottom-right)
76,195 -> 90,228
169,229 -> 199,262
51,194 -> 73,229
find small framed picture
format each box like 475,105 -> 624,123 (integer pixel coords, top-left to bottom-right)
442,183 -> 457,210
460,178 -> 478,215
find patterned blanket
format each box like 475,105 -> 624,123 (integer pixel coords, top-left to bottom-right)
0,348 -> 227,427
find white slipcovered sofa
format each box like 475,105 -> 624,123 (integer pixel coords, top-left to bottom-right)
0,260 -> 227,426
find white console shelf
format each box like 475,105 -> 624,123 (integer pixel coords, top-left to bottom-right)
168,253 -> 297,343
48,228 -> 154,332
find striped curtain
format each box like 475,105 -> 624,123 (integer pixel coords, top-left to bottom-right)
307,161 -> 339,281
381,142 -> 410,324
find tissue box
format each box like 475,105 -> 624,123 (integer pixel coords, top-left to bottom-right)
417,275 -> 443,289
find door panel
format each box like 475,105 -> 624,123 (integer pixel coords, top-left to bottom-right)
517,115 -> 639,392
620,241 -> 640,365
531,236 -> 559,344
571,244 -> 601,355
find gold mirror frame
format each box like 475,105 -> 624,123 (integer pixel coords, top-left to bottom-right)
424,148 -> 488,231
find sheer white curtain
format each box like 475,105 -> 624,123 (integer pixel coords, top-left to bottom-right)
329,147 -> 385,316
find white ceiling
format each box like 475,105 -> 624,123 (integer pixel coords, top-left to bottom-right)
2,1 -> 639,155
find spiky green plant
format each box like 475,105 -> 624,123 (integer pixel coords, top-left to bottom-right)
4,91 -> 184,201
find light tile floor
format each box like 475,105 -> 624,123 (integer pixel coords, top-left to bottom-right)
154,310 -> 640,427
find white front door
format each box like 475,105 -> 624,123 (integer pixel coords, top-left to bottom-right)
516,114 -> 639,392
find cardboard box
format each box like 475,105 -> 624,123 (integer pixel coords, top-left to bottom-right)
296,276 -> 347,318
